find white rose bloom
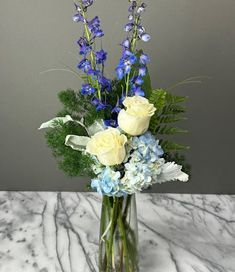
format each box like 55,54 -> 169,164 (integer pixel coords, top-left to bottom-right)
86,128 -> 127,166
118,95 -> 156,136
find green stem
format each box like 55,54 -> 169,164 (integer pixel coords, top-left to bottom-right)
106,197 -> 119,271
125,72 -> 131,96
118,203 -> 130,272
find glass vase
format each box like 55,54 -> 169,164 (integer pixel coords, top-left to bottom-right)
98,194 -> 139,272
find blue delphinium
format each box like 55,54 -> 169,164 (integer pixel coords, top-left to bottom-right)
115,1 -> 151,97
91,167 -> 125,197
73,1 -> 112,113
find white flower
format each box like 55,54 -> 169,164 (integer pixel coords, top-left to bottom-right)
118,96 -> 156,136
86,128 -> 127,166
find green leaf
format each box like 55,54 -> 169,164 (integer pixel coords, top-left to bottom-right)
148,88 -> 189,156
149,89 -> 167,110
142,67 -> 152,98
159,115 -> 187,124
166,93 -> 188,104
58,89 -> 80,112
159,126 -> 188,135
161,140 -> 190,152
163,104 -> 186,114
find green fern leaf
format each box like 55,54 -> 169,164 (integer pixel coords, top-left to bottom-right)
161,140 -> 190,152
159,126 -> 188,135
149,89 -> 167,110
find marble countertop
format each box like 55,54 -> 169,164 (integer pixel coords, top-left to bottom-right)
0,192 -> 234,272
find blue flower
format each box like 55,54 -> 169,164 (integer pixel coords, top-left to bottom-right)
140,53 -> 150,65
140,33 -> 151,42
112,105 -> 121,114
137,3 -> 147,14
139,67 -> 146,76
73,13 -> 86,23
77,59 -> 92,72
95,49 -> 107,64
116,50 -> 137,79
81,84 -> 96,95
91,97 -> 110,111
88,16 -> 104,38
98,76 -> 111,91
131,132 -> 164,162
116,67 -> 124,80
104,119 -> 118,127
125,23 -> 134,32
82,0 -> 94,8
128,1 -> 137,12
121,39 -> 130,49
131,85 -> 145,96
91,167 -> 125,197
132,76 -> 144,85
77,37 -> 92,55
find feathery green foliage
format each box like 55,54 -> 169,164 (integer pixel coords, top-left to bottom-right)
45,120 -> 94,177
58,89 -> 105,126
43,88 -> 104,177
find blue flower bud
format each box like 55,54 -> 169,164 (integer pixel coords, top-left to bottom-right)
139,67 -> 146,76
74,3 -> 82,12
128,14 -> 134,21
95,49 -> 107,64
140,53 -> 150,65
137,25 -> 145,34
124,23 -> 134,32
122,39 -> 130,48
73,13 -> 86,23
82,0 -> 94,8
116,67 -> 124,80
140,33 -> 151,42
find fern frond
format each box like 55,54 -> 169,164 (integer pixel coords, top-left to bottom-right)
161,140 -> 190,152
149,88 -> 189,156
159,126 -> 188,135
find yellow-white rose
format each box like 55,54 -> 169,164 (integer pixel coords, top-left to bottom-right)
86,128 -> 127,166
118,95 -> 156,136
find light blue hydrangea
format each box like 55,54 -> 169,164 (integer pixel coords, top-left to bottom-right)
121,159 -> 165,194
120,132 -> 165,194
131,131 -> 164,163
91,167 -> 125,197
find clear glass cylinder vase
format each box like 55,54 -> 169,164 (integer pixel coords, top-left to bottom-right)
99,194 -> 139,272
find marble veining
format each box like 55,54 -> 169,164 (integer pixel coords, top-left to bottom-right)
0,192 -> 234,272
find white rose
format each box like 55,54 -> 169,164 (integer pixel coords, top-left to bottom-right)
86,128 -> 127,166
118,96 -> 156,136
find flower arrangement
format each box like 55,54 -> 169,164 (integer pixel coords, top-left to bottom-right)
39,0 -> 190,271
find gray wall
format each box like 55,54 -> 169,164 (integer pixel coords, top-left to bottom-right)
0,0 -> 235,193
